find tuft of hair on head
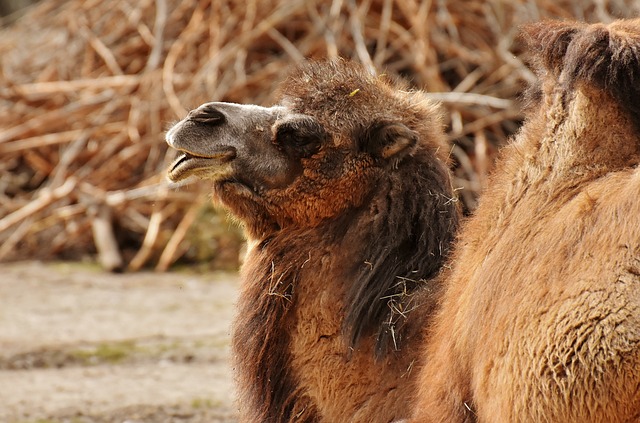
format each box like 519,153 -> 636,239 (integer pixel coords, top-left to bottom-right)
519,19 -> 586,78
520,18 -> 640,128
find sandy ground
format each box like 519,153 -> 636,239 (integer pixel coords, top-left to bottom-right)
0,261 -> 239,423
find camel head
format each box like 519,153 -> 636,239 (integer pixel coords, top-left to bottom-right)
166,60 -> 451,240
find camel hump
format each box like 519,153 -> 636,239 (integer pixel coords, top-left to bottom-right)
522,18 -> 640,126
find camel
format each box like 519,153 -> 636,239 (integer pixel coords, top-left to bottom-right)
165,60 -> 460,422
408,19 -> 640,423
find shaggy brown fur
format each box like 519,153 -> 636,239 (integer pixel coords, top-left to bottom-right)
408,19 -> 640,423
165,60 -> 460,422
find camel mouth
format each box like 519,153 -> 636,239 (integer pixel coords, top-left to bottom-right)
167,148 -> 236,182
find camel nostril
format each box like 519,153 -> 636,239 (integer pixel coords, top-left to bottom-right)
188,105 -> 226,125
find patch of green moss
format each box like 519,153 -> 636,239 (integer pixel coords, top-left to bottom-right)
191,397 -> 222,409
70,340 -> 137,365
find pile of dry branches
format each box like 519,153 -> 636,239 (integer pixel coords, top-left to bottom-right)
0,0 -> 637,271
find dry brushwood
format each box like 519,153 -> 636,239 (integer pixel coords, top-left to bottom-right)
1,0 -> 638,270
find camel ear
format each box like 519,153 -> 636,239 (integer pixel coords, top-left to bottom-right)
361,121 -> 418,160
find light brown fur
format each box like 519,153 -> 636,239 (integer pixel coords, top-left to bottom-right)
409,19 -> 640,423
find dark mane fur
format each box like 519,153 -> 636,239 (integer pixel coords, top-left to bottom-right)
342,147 -> 459,354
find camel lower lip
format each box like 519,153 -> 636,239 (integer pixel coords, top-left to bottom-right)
167,150 -> 235,182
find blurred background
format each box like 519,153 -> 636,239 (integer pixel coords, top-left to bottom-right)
1,1 -> 639,422
2,0 -> 638,273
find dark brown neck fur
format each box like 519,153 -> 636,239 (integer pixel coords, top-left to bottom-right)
342,148 -> 459,353
232,149 -> 459,422
233,233 -> 318,422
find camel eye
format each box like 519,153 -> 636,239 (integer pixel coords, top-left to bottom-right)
275,117 -> 326,157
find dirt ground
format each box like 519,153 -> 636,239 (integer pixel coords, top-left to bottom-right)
0,261 -> 239,423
